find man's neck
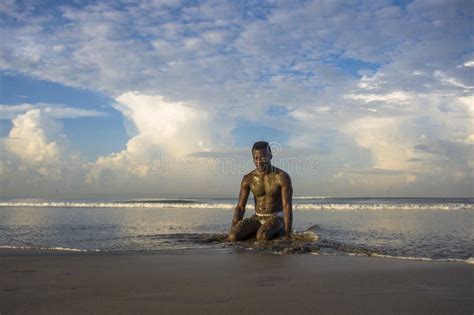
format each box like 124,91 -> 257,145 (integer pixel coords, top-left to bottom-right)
255,165 -> 273,175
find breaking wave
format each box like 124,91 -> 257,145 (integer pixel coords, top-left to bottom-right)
0,201 -> 472,211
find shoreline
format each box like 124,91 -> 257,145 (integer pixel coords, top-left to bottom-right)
1,246 -> 473,264
1,248 -> 473,314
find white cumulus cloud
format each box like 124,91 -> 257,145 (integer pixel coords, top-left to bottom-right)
86,91 -> 233,184
7,108 -> 67,164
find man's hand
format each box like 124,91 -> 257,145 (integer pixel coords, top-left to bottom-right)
281,172 -> 293,240
230,175 -> 250,231
230,216 -> 240,229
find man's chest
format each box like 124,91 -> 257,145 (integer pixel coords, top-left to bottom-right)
249,174 -> 281,197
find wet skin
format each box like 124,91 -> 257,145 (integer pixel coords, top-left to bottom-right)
228,148 -> 293,241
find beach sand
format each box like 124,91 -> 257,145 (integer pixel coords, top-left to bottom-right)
1,249 -> 472,314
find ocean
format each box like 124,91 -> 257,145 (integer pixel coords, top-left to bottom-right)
0,197 -> 473,263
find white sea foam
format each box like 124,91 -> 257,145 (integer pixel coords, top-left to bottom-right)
465,257 -> 474,264
294,203 -> 473,211
293,196 -> 330,199
0,201 -> 237,209
0,245 -> 471,264
308,252 -> 474,264
0,201 -> 472,210
371,253 -> 474,264
0,245 -> 101,252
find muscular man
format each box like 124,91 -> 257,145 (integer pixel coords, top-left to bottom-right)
228,141 -> 293,241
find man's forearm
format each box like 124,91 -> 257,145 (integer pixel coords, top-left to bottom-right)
232,206 -> 245,225
284,206 -> 293,237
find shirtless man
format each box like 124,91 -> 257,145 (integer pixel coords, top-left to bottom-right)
228,141 -> 293,241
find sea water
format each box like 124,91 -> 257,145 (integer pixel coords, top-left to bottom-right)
0,197 -> 472,262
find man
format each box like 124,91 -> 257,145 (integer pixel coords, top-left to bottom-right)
228,141 -> 293,242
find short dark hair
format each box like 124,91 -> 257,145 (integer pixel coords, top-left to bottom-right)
252,141 -> 272,154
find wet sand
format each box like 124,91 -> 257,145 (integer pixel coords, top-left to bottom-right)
1,249 -> 472,314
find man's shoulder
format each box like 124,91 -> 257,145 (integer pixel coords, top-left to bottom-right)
272,168 -> 292,186
243,170 -> 256,181
272,166 -> 290,178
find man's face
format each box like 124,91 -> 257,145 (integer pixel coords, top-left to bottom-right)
252,148 -> 272,172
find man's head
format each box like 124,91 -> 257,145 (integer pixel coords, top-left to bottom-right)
252,141 -> 272,172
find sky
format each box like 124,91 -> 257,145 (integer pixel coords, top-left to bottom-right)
0,0 -> 473,198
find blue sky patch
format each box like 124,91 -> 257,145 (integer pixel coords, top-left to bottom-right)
1,72 -> 128,161
232,119 -> 289,147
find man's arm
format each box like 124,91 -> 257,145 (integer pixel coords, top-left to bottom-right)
281,173 -> 293,240
231,175 -> 250,227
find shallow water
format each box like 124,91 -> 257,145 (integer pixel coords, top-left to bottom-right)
0,198 -> 472,261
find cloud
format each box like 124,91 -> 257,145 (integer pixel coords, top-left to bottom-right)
114,92 -> 220,156
1,108 -> 89,196
0,103 -> 34,119
345,91 -> 413,105
339,92 -> 473,191
7,108 -> 67,164
85,91 -> 234,183
0,103 -> 106,119
1,103 -> 109,193
0,0 -> 472,196
344,116 -> 413,171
